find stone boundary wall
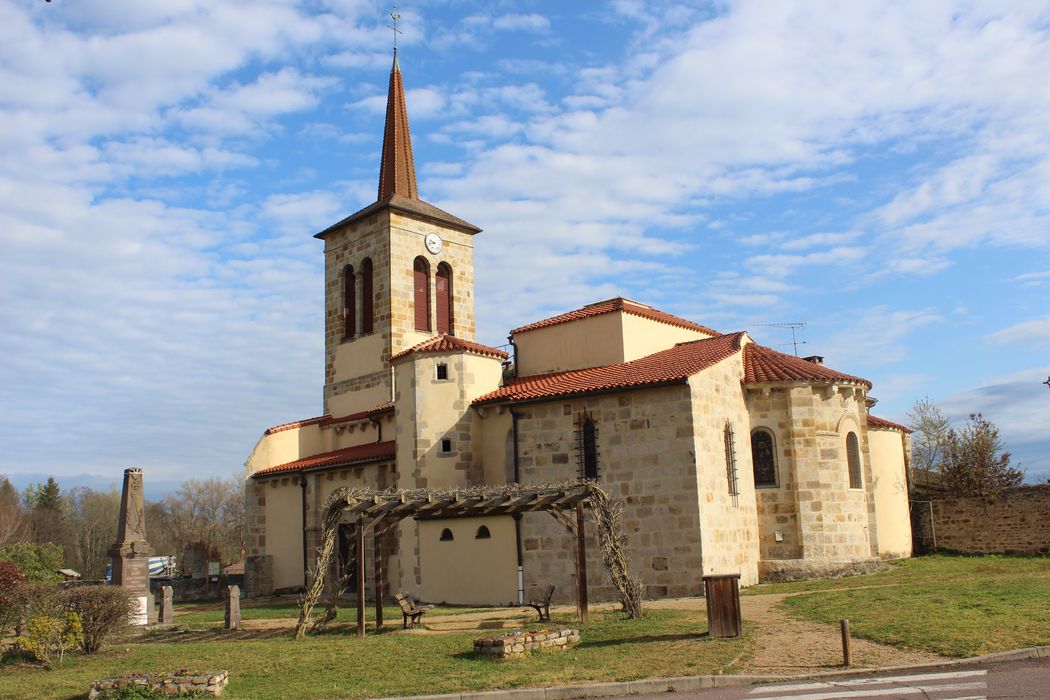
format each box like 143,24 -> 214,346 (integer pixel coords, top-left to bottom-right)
474,629 -> 580,660
89,670 -> 229,697
912,484 -> 1050,555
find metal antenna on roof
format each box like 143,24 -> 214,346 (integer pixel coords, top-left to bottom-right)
754,322 -> 807,357
387,6 -> 403,51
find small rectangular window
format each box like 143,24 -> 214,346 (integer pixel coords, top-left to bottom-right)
440,438 -> 452,454
436,363 -> 449,380
724,422 -> 739,504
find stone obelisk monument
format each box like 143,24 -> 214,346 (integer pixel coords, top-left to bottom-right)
109,467 -> 154,625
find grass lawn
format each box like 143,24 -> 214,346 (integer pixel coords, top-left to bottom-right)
174,601 -> 504,626
0,609 -> 746,699
779,554 -> 1050,657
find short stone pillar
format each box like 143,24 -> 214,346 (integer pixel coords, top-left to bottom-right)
160,586 -> 174,624
224,585 -> 241,630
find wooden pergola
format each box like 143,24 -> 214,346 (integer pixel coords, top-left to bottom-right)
300,482 -> 596,638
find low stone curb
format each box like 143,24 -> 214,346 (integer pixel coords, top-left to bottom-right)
369,645 -> 1050,700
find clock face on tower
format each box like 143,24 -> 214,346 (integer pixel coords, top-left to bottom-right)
424,232 -> 443,255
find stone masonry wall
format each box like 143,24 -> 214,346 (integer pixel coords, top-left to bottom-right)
516,384 -> 705,603
745,387 -> 803,560
687,355 -> 761,586
913,484 -> 1050,555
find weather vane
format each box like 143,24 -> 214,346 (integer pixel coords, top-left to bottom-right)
387,6 -> 402,51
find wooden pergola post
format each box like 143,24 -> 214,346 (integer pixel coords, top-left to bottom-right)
356,518 -> 366,637
575,502 -> 588,623
373,528 -> 384,630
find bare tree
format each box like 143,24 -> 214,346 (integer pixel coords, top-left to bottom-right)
0,477 -> 26,546
63,488 -> 120,579
153,475 -> 244,565
907,397 -> 952,488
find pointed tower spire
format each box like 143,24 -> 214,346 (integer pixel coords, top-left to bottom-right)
377,49 -> 419,201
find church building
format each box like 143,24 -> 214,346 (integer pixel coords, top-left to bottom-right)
242,52 -> 913,604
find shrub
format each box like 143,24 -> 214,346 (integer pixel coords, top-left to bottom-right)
15,611 -> 83,665
0,561 -> 26,637
65,585 -> 134,653
0,542 -> 63,583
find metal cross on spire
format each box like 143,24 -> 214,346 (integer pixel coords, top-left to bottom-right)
387,6 -> 403,51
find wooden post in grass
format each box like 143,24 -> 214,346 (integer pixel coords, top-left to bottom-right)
575,502 -> 589,623
356,519 -> 366,637
840,619 -> 852,666
373,528 -> 384,630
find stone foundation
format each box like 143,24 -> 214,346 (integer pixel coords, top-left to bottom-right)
474,629 -> 580,660
89,671 -> 229,697
758,558 -> 884,582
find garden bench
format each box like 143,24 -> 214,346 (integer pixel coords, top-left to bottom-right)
526,584 -> 555,622
395,592 -> 432,628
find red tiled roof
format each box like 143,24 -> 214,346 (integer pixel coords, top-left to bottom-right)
867,414 -> 913,433
265,402 -> 395,435
390,334 -> 509,362
742,344 -> 872,389
511,297 -> 720,336
252,440 -> 396,477
473,333 -> 745,406
265,415 -> 326,435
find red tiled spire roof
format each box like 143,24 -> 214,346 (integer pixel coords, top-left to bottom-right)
867,414 -> 913,433
473,333 -> 745,406
743,344 -> 872,388
511,297 -> 719,336
252,440 -> 396,477
390,334 -> 509,363
377,51 -> 418,201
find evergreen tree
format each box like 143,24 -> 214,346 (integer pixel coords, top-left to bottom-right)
942,413 -> 1025,496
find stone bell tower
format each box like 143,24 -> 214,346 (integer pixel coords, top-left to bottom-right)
314,50 -> 483,418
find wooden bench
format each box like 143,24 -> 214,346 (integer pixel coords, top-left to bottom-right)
395,592 -> 432,628
526,584 -> 555,622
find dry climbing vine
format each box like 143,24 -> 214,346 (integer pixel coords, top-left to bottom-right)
588,481 -> 646,618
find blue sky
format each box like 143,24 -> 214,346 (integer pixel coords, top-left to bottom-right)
2,0 -> 1048,488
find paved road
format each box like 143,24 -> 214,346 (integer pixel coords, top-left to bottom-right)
626,657 -> 1050,700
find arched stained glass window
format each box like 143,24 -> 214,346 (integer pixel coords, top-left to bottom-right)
751,429 -> 777,487
846,431 -> 862,488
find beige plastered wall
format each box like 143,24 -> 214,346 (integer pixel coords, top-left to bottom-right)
417,516 -> 518,604
867,428 -> 913,558
686,352 -> 761,586
392,348 -> 504,598
513,384 -> 706,603
513,311 -> 713,377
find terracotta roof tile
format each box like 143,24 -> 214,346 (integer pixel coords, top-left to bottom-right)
743,344 -> 872,389
264,415 -> 326,435
252,440 -> 396,477
377,52 -> 418,202
511,297 -> 719,336
473,333 -> 745,406
867,414 -> 913,433
390,334 -> 509,363
265,402 -> 394,435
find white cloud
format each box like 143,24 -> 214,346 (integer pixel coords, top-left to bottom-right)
492,14 -> 551,33
986,316 -> 1050,347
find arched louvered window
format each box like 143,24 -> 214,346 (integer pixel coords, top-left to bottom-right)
751,429 -> 777,487
439,528 -> 453,541
846,431 -> 862,488
581,418 -> 598,480
361,258 -> 374,334
436,262 -> 453,335
413,256 -> 430,331
475,526 -> 491,539
342,265 -> 356,340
